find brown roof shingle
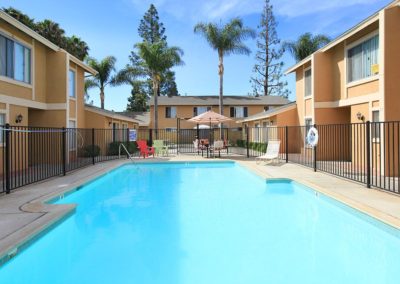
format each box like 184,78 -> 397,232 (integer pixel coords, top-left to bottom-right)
149,95 -> 290,106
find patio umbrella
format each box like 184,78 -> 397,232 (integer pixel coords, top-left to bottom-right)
188,110 -> 232,141
188,110 -> 232,126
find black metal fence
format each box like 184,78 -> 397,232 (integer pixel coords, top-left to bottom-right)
1,122 -> 400,195
1,125 -> 136,193
240,122 -> 400,195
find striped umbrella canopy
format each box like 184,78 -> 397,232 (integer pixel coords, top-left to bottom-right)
188,110 -> 232,125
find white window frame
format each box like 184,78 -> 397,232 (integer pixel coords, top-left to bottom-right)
345,30 -> 379,87
165,106 -> 177,118
0,31 -> 32,86
196,106 -> 209,115
304,67 -> 312,98
233,106 -> 247,118
68,69 -> 76,99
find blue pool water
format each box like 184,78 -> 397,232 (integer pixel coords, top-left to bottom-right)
1,162 -> 400,284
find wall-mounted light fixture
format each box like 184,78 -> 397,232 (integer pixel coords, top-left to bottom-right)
356,112 -> 365,122
15,114 -> 23,124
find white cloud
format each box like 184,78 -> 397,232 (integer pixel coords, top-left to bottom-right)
129,0 -> 382,21
275,0 -> 380,18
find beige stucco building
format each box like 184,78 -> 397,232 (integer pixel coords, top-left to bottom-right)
0,11 -> 138,130
242,0 -> 400,128
239,1 -> 400,176
0,11 -> 139,175
149,95 -> 290,129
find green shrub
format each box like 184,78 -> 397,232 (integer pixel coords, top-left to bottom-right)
236,140 -> 245,147
107,141 -> 138,156
235,140 -> 267,152
80,145 -> 100,157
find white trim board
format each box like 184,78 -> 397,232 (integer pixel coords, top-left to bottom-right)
314,93 -> 380,108
0,94 -> 66,110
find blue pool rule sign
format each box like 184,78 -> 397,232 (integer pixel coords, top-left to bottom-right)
129,129 -> 137,141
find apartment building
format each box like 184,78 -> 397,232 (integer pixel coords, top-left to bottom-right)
243,0 -> 400,129
0,10 -> 137,130
149,95 -> 290,129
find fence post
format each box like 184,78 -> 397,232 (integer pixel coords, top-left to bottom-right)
5,124 -> 10,194
92,128 -> 95,165
366,121 -> 371,188
313,124 -> 317,172
246,125 -> 250,158
149,128 -> 153,145
285,126 -> 289,163
126,128 -> 130,159
62,127 -> 66,176
176,118 -> 180,155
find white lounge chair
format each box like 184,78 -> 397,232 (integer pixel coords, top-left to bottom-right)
256,140 -> 281,164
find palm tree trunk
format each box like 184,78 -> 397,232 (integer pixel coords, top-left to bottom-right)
218,52 -> 224,138
218,53 -> 224,115
100,87 -> 105,109
153,78 -> 159,138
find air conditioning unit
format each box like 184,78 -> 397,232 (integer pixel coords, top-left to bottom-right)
371,64 -> 379,75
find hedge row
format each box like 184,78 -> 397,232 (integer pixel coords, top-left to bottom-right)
235,140 -> 267,153
79,141 -> 139,157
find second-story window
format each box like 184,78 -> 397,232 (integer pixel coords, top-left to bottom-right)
165,106 -> 177,118
230,106 -> 248,118
69,70 -> 76,98
347,34 -> 379,83
193,106 -> 211,116
304,68 -> 312,97
0,34 -> 31,84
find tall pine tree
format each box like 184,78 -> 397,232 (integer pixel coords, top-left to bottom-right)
136,4 -> 179,96
126,82 -> 149,112
138,4 -> 166,44
250,0 -> 288,97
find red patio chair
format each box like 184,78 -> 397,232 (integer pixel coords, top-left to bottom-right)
137,140 -> 155,158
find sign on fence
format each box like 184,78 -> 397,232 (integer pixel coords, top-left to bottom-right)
129,129 -> 137,141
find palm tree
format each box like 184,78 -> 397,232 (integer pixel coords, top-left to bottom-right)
65,36 -> 89,60
84,79 -> 98,103
283,33 -> 330,62
194,18 -> 255,117
85,56 -> 117,109
3,7 -> 36,30
134,41 -> 183,131
35,19 -> 66,48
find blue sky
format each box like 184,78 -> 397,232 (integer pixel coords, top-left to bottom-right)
3,0 -> 390,111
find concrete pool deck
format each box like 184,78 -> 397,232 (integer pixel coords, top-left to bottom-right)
0,155 -> 400,262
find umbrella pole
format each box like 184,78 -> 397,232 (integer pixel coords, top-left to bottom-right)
209,118 -> 212,146
196,124 -> 200,155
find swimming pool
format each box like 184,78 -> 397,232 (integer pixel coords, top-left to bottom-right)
0,161 -> 400,283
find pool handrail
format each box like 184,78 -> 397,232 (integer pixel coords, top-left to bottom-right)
118,143 -> 135,161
